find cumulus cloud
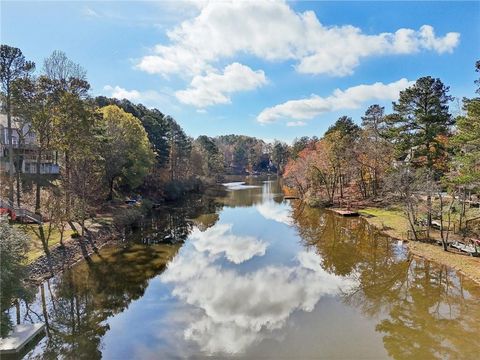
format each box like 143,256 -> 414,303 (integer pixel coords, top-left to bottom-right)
103,85 -> 172,108
189,224 -> 267,264
175,63 -> 267,108
257,78 -> 413,124
136,1 -> 459,78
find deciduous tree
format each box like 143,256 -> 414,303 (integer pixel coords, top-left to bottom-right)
98,105 -> 155,200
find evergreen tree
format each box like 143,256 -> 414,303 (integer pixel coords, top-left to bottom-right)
390,76 -> 454,226
0,45 -> 35,203
390,76 -> 454,173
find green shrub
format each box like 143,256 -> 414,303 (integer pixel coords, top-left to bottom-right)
0,218 -> 34,337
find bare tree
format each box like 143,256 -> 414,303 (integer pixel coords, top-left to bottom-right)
43,50 -> 86,86
384,165 -> 429,241
437,191 -> 455,251
42,51 -> 90,219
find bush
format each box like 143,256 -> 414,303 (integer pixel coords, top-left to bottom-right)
164,182 -> 185,201
113,208 -> 143,230
0,218 -> 34,337
305,195 -> 331,208
139,198 -> 154,214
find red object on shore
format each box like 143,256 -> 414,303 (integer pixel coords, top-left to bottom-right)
0,208 -> 16,220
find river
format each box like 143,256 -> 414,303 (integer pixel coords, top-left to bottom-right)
11,177 -> 480,359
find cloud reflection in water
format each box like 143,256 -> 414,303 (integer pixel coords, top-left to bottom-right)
256,201 -> 293,226
162,228 -> 355,354
190,223 -> 267,264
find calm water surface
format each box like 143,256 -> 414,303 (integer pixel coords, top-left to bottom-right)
14,178 -> 480,359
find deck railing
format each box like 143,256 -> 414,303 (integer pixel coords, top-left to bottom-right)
0,198 -> 43,224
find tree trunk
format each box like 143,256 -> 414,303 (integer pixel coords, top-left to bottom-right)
459,186 -> 466,231
439,194 -> 447,251
15,132 -> 25,207
59,227 -> 64,247
15,299 -> 20,325
339,174 -> 344,199
359,169 -> 368,198
107,177 -> 114,201
38,225 -> 50,257
16,164 -> 22,207
35,148 -> 42,214
406,203 -> 418,242
65,151 -> 71,218
40,283 -> 51,336
427,193 -> 432,228
6,97 -> 15,204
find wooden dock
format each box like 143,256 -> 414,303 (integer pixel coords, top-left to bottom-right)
330,208 -> 359,217
0,323 -> 46,355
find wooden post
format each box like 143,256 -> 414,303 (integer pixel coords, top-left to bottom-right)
15,299 -> 20,324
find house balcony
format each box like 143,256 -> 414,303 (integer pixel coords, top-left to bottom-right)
0,161 -> 60,175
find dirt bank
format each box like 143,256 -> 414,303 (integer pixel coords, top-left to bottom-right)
406,241 -> 480,285
26,227 -> 121,285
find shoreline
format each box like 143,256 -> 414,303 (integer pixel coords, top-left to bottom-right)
26,226 -> 121,285
23,187 -> 220,286
26,199 -> 480,287
358,210 -> 480,285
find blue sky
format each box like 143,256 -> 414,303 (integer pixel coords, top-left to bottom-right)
2,1 -> 479,143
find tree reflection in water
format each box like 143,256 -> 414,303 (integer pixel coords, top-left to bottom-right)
291,203 -> 480,359
16,183 -> 480,359
24,195 -> 222,359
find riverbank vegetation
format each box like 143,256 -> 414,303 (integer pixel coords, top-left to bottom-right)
283,62 -> 480,256
0,45 -> 278,260
0,218 -> 33,336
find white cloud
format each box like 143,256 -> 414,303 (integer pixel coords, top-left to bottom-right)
189,224 -> 267,264
83,7 -> 100,18
103,85 -> 172,108
257,78 -> 413,124
418,25 -> 461,53
286,121 -> 306,127
175,63 -> 267,108
137,1 -> 459,78
103,85 -> 142,100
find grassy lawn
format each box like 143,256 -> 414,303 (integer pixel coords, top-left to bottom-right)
358,206 -> 410,239
14,212 -> 115,264
359,205 -> 480,284
360,203 -> 480,240
14,224 -> 75,263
